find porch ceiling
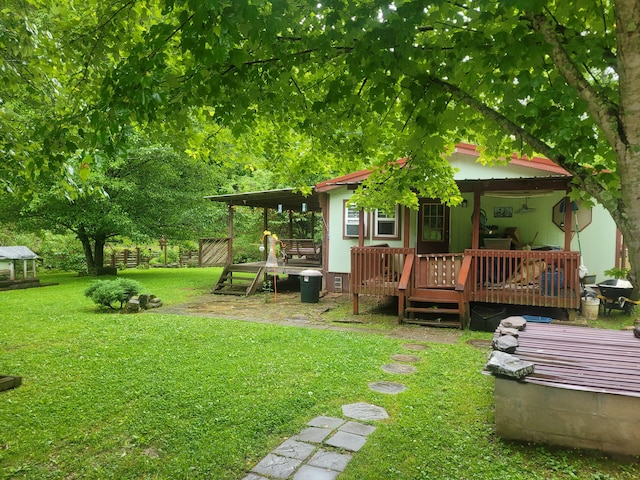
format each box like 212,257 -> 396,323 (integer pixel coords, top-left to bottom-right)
205,188 -> 321,212
457,176 -> 571,193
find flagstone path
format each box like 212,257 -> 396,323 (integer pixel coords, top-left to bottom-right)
242,343 -> 422,479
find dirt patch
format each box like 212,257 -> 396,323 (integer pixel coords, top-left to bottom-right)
158,290 -> 462,344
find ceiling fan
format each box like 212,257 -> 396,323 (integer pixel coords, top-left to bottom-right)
516,198 -> 536,214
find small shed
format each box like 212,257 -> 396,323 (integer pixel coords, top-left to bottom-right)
0,246 -> 39,281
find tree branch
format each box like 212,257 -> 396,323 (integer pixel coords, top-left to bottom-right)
528,12 -> 624,150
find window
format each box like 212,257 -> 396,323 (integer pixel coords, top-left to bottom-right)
374,207 -> 400,239
344,201 -> 368,238
421,203 -> 445,241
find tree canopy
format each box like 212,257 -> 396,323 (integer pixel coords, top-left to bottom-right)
3,1 -> 640,285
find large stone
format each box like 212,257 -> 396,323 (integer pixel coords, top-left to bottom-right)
500,316 -> 527,330
368,381 -> 407,394
381,364 -> 416,374
342,402 -> 389,421
485,350 -> 535,379
138,294 -> 152,309
125,298 -> 140,312
492,335 -> 519,354
498,326 -> 520,337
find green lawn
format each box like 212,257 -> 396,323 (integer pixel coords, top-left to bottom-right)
1,269 -> 638,479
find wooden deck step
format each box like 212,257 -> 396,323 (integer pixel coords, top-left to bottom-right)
212,265 -> 265,296
405,287 -> 465,329
405,306 -> 461,315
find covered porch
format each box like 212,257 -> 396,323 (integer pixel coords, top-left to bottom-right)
350,176 -> 586,327
205,188 -> 325,295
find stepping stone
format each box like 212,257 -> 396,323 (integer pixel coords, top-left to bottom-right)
381,363 -> 416,374
293,464 -> 339,480
391,353 -> 420,363
402,343 -> 428,350
252,453 -> 302,479
307,416 -> 345,429
307,450 -> 352,472
339,421 -> 376,437
368,381 -> 407,394
324,431 -> 367,452
342,402 -> 389,421
242,474 -> 269,480
273,439 -> 315,460
295,426 -> 333,443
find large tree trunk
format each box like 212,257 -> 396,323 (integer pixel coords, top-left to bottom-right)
613,0 -> 640,294
94,235 -> 106,272
78,226 -> 95,272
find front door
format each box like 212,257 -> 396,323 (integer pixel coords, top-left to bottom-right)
417,199 -> 450,254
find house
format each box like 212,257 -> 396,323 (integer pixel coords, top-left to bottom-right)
207,144 -> 621,326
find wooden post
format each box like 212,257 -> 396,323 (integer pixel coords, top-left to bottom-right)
227,205 -> 234,266
563,197 -> 573,251
358,209 -> 365,247
403,206 -> 410,248
471,188 -> 481,249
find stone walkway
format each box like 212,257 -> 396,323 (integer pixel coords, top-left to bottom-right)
242,344 -> 424,479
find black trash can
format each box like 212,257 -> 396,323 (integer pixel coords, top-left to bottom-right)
300,270 -> 323,303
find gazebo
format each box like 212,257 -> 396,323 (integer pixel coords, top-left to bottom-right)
0,246 -> 39,289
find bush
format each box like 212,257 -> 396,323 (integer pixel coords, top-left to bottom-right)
84,278 -> 143,310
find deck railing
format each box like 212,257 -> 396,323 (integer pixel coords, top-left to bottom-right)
350,246 -> 415,296
467,248 -> 581,309
351,246 -> 582,311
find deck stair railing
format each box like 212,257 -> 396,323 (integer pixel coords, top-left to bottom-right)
405,253 -> 468,328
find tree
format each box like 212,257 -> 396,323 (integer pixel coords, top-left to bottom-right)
95,1 -> 639,287
4,136 -> 223,272
4,2 -> 640,289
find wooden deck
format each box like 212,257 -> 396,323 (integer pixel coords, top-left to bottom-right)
350,246 -> 581,326
490,322 -> 640,456
212,261 -> 322,296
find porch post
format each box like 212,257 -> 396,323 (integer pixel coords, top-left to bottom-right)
471,188 -> 482,249
263,207 -> 269,261
563,197 -> 573,251
403,206 -> 410,248
227,204 -> 234,266
288,210 -> 294,238
358,208 -> 365,247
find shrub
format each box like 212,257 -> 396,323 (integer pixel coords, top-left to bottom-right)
84,278 -> 143,310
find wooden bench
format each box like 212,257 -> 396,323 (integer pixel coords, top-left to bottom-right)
281,239 -> 321,264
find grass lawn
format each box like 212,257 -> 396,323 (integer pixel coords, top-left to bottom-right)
1,268 -> 638,479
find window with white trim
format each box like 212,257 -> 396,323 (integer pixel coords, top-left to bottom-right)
344,201 -> 368,238
374,207 -> 400,239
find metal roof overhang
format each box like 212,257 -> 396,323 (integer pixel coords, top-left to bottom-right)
204,188 -> 321,212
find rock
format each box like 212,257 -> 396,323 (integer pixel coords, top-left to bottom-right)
492,335 -> 519,353
138,294 -> 151,309
498,326 -> 519,337
485,350 -> 535,379
634,326 -> 640,339
500,316 -> 527,330
125,298 -> 140,312
149,297 -> 163,308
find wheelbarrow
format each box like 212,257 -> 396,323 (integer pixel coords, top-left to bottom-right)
596,279 -> 637,314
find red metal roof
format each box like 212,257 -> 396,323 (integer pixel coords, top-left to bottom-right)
315,143 -> 570,192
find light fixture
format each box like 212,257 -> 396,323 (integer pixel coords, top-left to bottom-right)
277,203 -> 283,213
461,199 -> 468,208
301,202 -> 307,212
